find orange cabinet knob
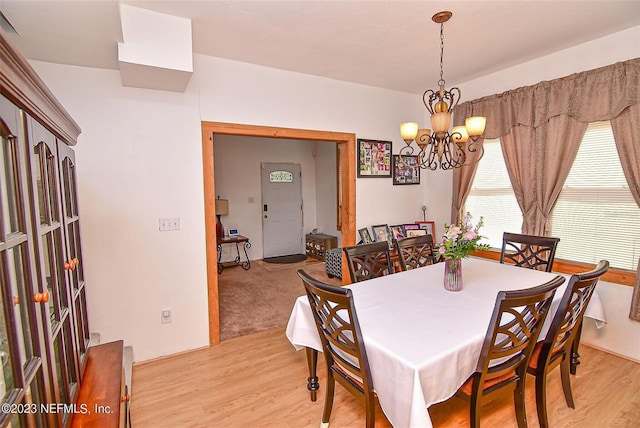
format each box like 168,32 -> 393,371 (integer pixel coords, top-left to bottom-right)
33,291 -> 49,303
64,259 -> 78,270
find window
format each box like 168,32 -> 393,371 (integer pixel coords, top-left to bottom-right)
466,123 -> 640,271
465,139 -> 521,248
268,170 -> 293,183
550,122 -> 640,270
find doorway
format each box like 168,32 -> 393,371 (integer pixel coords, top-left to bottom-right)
201,121 -> 356,345
261,162 -> 303,258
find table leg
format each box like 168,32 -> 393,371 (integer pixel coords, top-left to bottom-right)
305,347 -> 319,402
241,241 -> 251,270
234,242 -> 241,264
217,243 -> 223,274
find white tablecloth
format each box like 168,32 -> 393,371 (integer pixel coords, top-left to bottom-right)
285,257 -> 606,428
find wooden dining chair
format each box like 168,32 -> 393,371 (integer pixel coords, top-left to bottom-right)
500,232 -> 560,272
298,269 -> 376,428
527,260 -> 609,428
343,241 -> 394,283
393,234 -> 438,271
456,275 -> 565,428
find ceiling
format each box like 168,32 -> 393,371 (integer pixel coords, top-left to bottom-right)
1,0 -> 639,94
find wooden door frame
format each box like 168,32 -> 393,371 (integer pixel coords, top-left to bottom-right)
201,121 -> 356,345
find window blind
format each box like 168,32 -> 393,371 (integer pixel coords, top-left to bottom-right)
550,121 -> 640,270
465,140 -> 521,248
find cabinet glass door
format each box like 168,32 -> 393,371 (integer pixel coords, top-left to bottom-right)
29,118 -> 79,426
57,143 -> 90,367
1,97 -> 48,427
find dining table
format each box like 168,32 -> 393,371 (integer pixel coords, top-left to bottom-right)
285,257 -> 606,428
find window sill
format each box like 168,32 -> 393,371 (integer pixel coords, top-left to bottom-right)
470,249 -> 636,286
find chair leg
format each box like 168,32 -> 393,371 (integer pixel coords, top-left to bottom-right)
514,382 -> 528,428
364,394 -> 375,428
469,393 -> 481,428
534,371 -> 549,428
560,356 -> 575,408
321,373 -> 336,425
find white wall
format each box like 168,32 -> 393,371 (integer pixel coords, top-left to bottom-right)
31,55 -> 426,362
313,142 -> 342,246
459,26 -> 640,100
582,281 -> 640,363
30,25 -> 640,362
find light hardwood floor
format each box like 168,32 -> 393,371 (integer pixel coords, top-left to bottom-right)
131,325 -> 639,427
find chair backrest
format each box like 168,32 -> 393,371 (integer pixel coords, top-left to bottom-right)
393,234 -> 438,271
343,241 -> 394,283
473,275 -> 565,390
297,269 -> 374,396
539,260 -> 609,365
500,232 -> 560,272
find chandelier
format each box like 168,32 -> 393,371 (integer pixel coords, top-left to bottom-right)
400,11 -> 486,170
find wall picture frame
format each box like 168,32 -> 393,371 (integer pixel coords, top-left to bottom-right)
392,155 -> 420,185
357,139 -> 392,178
406,228 -> 428,238
358,227 -> 374,244
371,224 -> 391,243
416,221 -> 436,242
390,224 -> 406,239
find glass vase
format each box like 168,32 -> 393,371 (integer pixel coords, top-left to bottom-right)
444,258 -> 463,291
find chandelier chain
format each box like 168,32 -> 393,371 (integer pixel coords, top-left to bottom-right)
438,22 -> 445,88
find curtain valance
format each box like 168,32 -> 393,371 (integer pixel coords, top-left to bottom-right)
454,58 -> 640,137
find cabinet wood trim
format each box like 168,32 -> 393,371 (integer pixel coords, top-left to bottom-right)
0,32 -> 81,144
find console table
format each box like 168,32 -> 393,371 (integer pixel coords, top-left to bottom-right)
305,233 -> 338,261
217,235 -> 251,273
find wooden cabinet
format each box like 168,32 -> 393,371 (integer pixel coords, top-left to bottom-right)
1,31 -> 91,427
305,233 -> 338,261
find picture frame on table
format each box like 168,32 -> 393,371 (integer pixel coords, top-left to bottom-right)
371,224 -> 392,243
416,221 -> 436,242
358,227 -> 374,244
406,229 -> 428,238
390,225 -> 406,239
392,155 -> 420,185
357,139 -> 393,178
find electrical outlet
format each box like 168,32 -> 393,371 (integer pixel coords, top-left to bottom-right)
161,309 -> 172,324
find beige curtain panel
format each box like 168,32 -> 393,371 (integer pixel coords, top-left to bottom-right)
450,58 -> 640,319
631,259 -> 640,322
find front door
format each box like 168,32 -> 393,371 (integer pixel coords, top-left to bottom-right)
261,163 -> 303,258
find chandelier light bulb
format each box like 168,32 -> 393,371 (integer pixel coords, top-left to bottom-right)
400,122 -> 419,143
465,116 -> 487,138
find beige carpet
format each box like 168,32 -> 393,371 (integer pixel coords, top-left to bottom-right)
218,257 -> 341,341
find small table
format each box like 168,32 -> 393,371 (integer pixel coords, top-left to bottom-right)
217,235 -> 251,274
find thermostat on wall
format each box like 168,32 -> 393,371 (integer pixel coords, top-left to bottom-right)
228,229 -> 239,236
